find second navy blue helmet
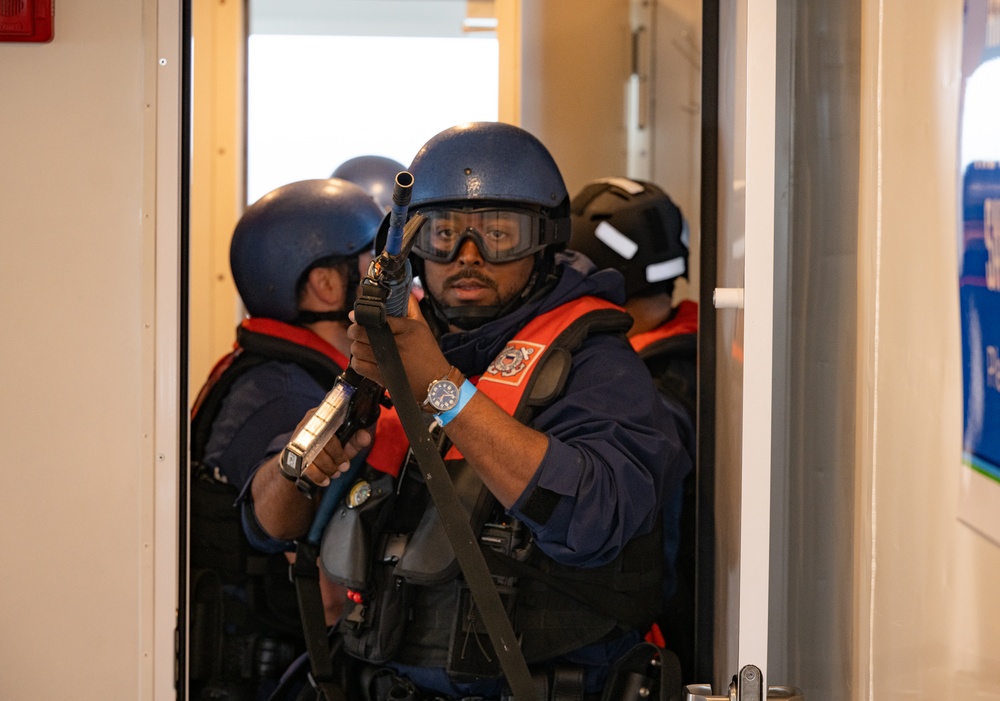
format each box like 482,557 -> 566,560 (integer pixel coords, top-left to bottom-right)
406,122 -> 571,252
230,178 -> 383,323
332,155 -> 407,212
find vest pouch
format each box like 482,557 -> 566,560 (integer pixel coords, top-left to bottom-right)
188,567 -> 224,683
190,475 -> 245,580
340,563 -> 415,665
446,580 -> 518,682
320,471 -> 397,590
395,460 -> 493,585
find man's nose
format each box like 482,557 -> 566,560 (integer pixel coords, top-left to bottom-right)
455,236 -> 485,264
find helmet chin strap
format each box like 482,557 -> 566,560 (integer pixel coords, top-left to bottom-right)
439,304 -> 505,331
292,310 -> 351,325
292,255 -> 361,327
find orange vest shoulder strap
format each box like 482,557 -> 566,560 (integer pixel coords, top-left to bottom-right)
474,296 -> 625,415
628,299 -> 698,353
367,296 -> 630,472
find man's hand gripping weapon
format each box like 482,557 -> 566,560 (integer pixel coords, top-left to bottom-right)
277,171 -> 424,497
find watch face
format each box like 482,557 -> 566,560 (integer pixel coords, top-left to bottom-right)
427,379 -> 460,412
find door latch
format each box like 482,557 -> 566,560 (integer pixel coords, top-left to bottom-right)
684,665 -> 803,701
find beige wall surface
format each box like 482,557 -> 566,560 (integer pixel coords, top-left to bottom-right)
189,0 -> 245,402
857,0 -> 1000,697
519,0 -> 702,307
0,2 -> 172,699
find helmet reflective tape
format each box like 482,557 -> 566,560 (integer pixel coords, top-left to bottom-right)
595,221 -> 639,260
594,177 -> 645,195
646,256 -> 686,283
411,207 -> 548,263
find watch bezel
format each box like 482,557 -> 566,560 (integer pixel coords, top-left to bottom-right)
425,378 -> 461,412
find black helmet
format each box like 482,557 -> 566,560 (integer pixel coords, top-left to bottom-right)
230,178 -> 383,323
570,177 -> 689,298
332,155 -> 407,212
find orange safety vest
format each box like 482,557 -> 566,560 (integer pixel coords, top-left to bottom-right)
191,317 -> 348,420
365,295 -> 628,476
325,294 -> 664,671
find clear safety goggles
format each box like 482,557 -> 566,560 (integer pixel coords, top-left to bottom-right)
411,207 -> 548,264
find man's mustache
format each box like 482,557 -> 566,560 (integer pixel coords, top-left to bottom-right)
443,270 -> 498,291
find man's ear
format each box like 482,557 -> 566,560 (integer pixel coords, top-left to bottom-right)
303,265 -> 346,311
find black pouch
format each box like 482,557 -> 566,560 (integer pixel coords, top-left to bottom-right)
190,476 -> 244,580
599,642 -> 683,701
188,567 -> 224,683
320,470 -> 397,590
340,564 -> 415,664
446,580 -> 518,681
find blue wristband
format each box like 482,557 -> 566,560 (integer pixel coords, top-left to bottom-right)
434,379 -> 477,426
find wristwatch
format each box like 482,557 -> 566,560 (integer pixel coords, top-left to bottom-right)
422,366 -> 465,413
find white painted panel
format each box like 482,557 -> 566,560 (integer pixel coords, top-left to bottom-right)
714,0 -> 778,689
0,2 -> 180,699
739,0 -> 777,681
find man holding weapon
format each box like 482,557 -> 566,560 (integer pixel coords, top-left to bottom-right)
248,122 -> 691,701
188,177 -> 385,701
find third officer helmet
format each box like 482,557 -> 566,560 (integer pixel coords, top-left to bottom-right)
570,177 -> 688,299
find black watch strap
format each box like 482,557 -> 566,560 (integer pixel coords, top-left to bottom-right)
278,447 -> 322,499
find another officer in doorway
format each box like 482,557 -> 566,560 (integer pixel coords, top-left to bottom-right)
188,178 -> 384,701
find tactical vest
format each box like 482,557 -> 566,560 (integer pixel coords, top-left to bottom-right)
189,318 -> 348,697
629,300 -> 698,431
319,296 -> 666,684
630,300 -> 700,688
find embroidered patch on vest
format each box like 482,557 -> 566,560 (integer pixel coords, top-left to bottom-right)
482,341 -> 545,386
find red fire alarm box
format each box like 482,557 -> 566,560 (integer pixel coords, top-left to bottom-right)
0,0 -> 54,43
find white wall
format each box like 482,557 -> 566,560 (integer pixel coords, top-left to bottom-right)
0,2 -> 179,699
856,0 -> 1000,697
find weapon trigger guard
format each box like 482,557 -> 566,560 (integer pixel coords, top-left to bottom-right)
354,297 -> 387,328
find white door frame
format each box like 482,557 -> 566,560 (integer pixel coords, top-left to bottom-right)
713,0 -> 778,691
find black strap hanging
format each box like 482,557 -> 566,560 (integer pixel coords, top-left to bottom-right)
352,288 -> 537,701
292,540 -> 346,701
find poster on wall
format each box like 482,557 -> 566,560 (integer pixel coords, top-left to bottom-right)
958,0 -> 1000,547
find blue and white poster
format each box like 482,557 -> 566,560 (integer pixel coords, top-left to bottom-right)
958,0 -> 1000,546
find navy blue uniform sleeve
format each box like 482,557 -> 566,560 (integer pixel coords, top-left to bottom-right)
201,362 -> 329,551
202,362 -> 328,490
508,332 -> 690,568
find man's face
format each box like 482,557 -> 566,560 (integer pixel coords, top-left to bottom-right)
419,209 -> 536,311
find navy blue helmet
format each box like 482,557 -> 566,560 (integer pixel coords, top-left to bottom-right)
407,121 -> 570,251
332,155 -> 407,212
230,178 -> 383,322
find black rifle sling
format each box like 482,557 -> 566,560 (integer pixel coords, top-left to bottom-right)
354,295 -> 537,701
293,540 -> 346,701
